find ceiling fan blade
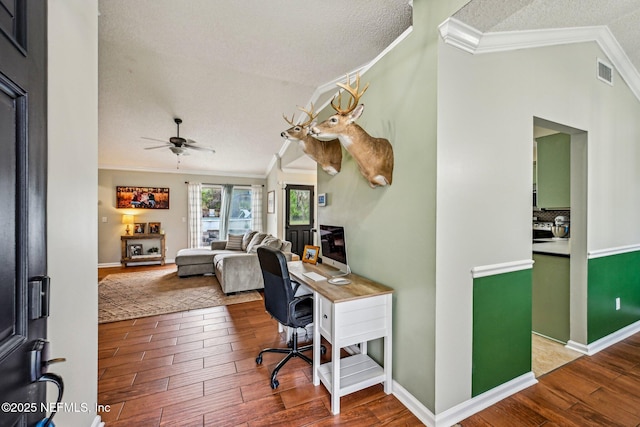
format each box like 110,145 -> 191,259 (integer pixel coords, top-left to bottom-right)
186,145 -> 216,153
144,145 -> 171,150
186,139 -> 198,144
141,136 -> 169,143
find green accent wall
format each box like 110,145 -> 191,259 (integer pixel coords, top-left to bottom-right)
588,251 -> 640,343
472,269 -> 532,396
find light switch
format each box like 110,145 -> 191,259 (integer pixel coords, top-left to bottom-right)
101,217 -> 108,223
182,217 -> 186,223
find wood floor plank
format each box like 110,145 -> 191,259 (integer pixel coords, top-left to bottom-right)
99,377 -> 170,406
101,354 -> 174,380
118,382 -> 204,420
133,358 -> 204,385
159,388 -> 243,425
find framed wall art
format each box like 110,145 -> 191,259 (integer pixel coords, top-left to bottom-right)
116,186 -> 170,209
133,223 -> 146,234
148,222 -> 161,234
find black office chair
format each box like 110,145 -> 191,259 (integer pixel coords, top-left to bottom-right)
255,246 -> 317,389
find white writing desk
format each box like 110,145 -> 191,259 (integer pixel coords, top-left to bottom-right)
288,260 -> 393,415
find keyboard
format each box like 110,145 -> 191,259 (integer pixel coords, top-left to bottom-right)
302,271 -> 326,282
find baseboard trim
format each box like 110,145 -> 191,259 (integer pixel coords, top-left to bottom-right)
98,259 -> 175,269
435,372 -> 537,427
392,380 -> 435,426
392,372 -> 536,427
567,319 -> 640,355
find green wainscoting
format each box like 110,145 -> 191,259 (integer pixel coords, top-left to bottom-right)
472,269 -> 532,396
588,250 -> 640,343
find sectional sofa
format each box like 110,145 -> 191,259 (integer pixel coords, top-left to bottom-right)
175,231 -> 293,294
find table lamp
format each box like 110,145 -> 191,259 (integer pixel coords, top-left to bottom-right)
122,214 -> 134,235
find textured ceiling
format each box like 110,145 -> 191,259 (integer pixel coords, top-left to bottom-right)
98,0 -> 413,176
454,0 -> 640,72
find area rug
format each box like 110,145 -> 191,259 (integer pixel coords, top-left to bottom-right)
98,269 -> 262,323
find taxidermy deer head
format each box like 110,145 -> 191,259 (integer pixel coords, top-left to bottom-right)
310,73 -> 393,187
281,103 -> 342,176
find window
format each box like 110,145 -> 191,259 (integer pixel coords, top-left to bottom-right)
200,185 -> 253,246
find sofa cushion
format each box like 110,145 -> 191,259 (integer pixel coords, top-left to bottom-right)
225,234 -> 244,251
175,248 -> 218,266
245,232 -> 267,253
242,230 -> 257,251
249,235 -> 283,253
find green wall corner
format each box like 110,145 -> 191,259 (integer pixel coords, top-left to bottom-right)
472,269 -> 532,397
588,251 -> 640,343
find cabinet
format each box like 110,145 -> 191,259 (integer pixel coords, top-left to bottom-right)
535,133 -> 570,209
120,234 -> 166,267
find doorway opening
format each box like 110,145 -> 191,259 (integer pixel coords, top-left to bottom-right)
531,117 -> 587,377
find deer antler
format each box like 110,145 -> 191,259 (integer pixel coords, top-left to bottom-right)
282,112 -> 296,126
283,103 -> 317,127
297,103 -> 317,127
330,73 -> 370,115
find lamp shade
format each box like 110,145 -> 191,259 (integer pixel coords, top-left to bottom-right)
122,214 -> 134,224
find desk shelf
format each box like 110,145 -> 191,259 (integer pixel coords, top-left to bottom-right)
318,354 -> 385,396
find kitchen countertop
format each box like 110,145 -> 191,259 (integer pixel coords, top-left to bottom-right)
532,238 -> 570,256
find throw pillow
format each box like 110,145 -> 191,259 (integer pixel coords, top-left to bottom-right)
245,232 -> 267,253
225,234 -> 244,251
241,230 -> 257,251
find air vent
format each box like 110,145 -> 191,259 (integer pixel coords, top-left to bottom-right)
597,58 -> 613,85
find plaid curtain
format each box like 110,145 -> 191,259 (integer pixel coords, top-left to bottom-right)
187,182 -> 202,248
219,184 -> 233,240
251,185 -> 263,232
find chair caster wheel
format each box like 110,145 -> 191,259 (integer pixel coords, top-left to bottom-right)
256,356 -> 262,365
321,345 -> 326,355
270,379 -> 279,389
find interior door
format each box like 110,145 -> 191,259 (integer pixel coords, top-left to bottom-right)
285,185 -> 315,256
0,2 -> 50,426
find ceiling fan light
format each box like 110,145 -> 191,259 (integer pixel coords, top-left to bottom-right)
170,146 -> 186,155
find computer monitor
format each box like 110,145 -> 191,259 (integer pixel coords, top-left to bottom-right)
319,225 -> 349,275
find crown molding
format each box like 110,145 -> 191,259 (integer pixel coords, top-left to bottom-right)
438,17 -> 640,102
98,164 -> 266,179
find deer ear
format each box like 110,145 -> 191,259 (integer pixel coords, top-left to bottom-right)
348,104 -> 364,123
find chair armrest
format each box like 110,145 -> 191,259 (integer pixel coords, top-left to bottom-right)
211,240 -> 227,250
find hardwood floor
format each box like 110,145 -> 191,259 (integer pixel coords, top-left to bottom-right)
100,265 -> 640,426
98,265 -> 420,426
459,332 -> 640,426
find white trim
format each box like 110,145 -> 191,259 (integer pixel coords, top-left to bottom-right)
392,380 -> 436,426
438,17 -> 640,103
434,373 -> 537,427
567,319 -> 640,356
392,373 -> 537,427
98,258 -> 175,270
471,259 -> 533,278
438,17 -> 483,53
588,243 -> 640,259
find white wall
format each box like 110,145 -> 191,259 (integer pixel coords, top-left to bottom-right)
47,1 -> 99,425
436,39 -> 640,412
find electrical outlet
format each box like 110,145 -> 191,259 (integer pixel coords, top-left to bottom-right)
616,297 -> 621,311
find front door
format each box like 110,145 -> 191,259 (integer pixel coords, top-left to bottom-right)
285,185 -> 315,256
0,2 -> 49,426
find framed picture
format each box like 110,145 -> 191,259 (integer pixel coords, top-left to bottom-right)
128,244 -> 143,257
267,190 -> 275,214
133,223 -> 146,234
148,222 -> 161,234
302,245 -> 320,265
318,193 -> 327,207
116,186 -> 170,209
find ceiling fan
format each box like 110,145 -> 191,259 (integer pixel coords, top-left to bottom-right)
142,118 -> 216,157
